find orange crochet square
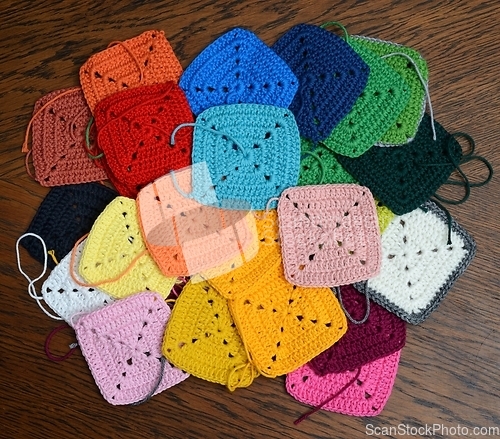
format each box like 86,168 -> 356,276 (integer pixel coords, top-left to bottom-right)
80,30 -> 183,112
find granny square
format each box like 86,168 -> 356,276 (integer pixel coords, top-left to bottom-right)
41,239 -> 114,326
272,24 -> 369,142
321,39 -> 410,157
286,350 -> 401,416
309,285 -> 406,375
229,260 -> 347,377
74,292 -> 189,405
191,104 -> 301,210
354,201 -> 476,324
137,166 -> 258,277
79,196 -> 177,299
277,185 -> 381,287
80,30 -> 183,112
94,82 -> 194,198
180,27 -> 298,115
30,87 -> 108,186
336,114 -> 463,215
163,279 -> 257,390
21,183 -> 117,269
351,35 -> 429,146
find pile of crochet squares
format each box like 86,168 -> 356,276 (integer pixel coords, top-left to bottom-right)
19,22 -> 488,421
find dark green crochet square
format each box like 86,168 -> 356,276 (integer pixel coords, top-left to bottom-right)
336,114 -> 462,215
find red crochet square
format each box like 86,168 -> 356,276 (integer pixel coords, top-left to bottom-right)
94,83 -> 194,198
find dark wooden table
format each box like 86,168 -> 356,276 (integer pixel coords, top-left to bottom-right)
1,1 -> 499,438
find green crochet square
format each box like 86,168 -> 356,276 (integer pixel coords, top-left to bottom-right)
320,39 -> 410,158
298,138 -> 357,185
351,35 -> 429,146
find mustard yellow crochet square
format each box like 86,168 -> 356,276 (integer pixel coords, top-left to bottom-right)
163,279 -> 257,390
79,196 -> 177,298
229,260 -> 347,377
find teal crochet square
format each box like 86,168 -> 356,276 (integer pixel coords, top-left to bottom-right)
191,104 -> 301,210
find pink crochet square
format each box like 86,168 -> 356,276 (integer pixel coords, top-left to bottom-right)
286,350 -> 401,416
277,184 -> 381,287
74,292 -> 189,405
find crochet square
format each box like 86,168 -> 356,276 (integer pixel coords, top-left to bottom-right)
137,166 -> 258,277
80,30 -> 183,112
206,209 -> 282,300
309,285 -> 406,375
351,35 -> 429,146
179,27 -> 298,115
21,183 -> 117,269
286,350 -> 401,416
354,201 -> 476,324
74,292 -> 189,405
30,87 -> 108,186
79,196 -> 177,299
277,185 -> 381,287
163,279 -> 257,390
336,114 -> 463,215
42,239 -> 114,326
228,260 -> 347,377
320,39 -> 411,157
272,24 -> 369,142
94,82 -> 194,198
191,104 -> 301,210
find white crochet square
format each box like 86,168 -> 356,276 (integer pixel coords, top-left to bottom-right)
42,240 -> 114,326
354,201 -> 475,324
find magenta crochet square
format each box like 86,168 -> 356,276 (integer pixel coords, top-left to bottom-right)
277,184 -> 381,287
74,292 -> 189,405
286,350 -> 401,416
309,285 -> 406,375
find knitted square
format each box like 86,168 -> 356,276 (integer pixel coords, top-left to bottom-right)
80,30 -> 183,112
191,104 -> 301,210
206,209 -> 282,300
137,166 -> 258,277
41,239 -> 114,326
272,24 -> 369,142
309,285 -> 406,375
94,82 -> 194,198
30,87 -> 108,186
21,183 -> 117,269
351,35 -> 429,146
163,279 -> 257,390
354,201 -> 476,324
179,27 -> 298,115
229,260 -> 347,377
79,196 -> 177,299
286,350 -> 401,416
74,292 -> 189,405
320,39 -> 410,157
277,185 -> 381,287
336,114 -> 463,215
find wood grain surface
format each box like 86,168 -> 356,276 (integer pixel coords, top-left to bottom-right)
1,1 -> 499,438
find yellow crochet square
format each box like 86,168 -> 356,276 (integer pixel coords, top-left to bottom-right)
163,279 -> 257,391
79,196 -> 177,298
375,200 -> 395,234
228,260 -> 347,377
206,210 -> 282,299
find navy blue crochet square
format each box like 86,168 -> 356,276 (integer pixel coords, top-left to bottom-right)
179,28 -> 299,115
22,183 -> 117,268
272,24 -> 370,142
191,104 -> 301,210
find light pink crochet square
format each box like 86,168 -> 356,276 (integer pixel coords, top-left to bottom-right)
277,184 -> 381,287
74,292 -> 189,405
286,350 -> 401,416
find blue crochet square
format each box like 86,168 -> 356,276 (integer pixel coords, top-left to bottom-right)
180,28 -> 299,115
191,104 -> 301,210
272,24 -> 370,142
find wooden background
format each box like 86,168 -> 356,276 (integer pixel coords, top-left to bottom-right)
1,1 -> 499,438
